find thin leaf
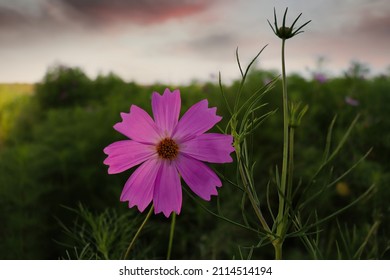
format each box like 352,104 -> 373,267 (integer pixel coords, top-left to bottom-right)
236,47 -> 244,78
218,72 -> 233,116
327,114 -> 360,162
322,115 -> 337,163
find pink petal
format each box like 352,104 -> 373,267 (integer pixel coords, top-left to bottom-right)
153,160 -> 182,217
180,133 -> 235,163
113,105 -> 161,144
176,154 -> 222,201
152,89 -> 181,137
172,99 -> 222,142
120,158 -> 161,212
103,140 -> 156,174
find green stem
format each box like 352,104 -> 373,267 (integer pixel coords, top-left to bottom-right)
275,38 -> 289,258
283,125 -> 295,237
123,205 -> 154,260
237,153 -> 271,234
274,240 -> 283,260
166,212 -> 176,260
287,125 -> 295,200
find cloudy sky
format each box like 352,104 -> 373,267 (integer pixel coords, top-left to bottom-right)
0,0 -> 389,84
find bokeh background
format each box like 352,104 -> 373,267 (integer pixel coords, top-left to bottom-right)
0,0 -> 389,259
1,0 -> 389,83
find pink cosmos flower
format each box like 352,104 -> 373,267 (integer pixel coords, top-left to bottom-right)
103,89 -> 234,217
345,96 -> 359,106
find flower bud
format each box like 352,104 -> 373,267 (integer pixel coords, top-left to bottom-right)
278,27 -> 293,39
268,8 -> 311,40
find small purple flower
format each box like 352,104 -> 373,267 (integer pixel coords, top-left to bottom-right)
345,96 -> 359,106
103,89 -> 235,217
313,73 -> 327,84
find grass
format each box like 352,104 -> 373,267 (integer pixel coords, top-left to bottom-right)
0,84 -> 34,145
0,83 -> 34,105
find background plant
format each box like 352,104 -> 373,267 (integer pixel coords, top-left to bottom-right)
0,57 -> 389,259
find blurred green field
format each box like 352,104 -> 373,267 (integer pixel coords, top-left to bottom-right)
0,84 -> 34,144
0,83 -> 34,99
0,65 -> 389,260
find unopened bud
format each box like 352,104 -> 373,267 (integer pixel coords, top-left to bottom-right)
278,27 -> 293,39
267,8 -> 311,40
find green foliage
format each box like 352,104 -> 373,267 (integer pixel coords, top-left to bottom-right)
35,65 -> 92,108
58,204 -> 156,260
0,64 -> 389,259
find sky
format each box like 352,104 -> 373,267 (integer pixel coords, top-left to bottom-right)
0,0 -> 389,84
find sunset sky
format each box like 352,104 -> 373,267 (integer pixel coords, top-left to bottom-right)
1,0 -> 389,84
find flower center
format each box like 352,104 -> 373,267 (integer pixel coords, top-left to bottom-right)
156,138 -> 179,160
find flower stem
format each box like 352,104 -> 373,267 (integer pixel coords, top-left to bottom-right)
274,239 -> 283,260
286,125 -> 295,213
166,212 -> 176,260
275,38 -> 289,259
123,205 -> 154,260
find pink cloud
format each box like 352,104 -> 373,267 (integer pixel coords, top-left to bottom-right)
59,0 -> 210,26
